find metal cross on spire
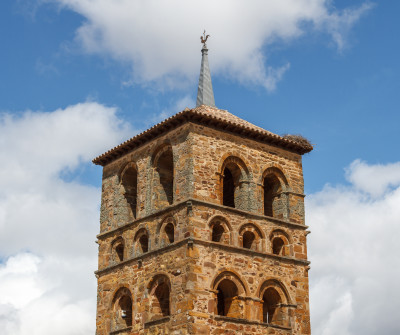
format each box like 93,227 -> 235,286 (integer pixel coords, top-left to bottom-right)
196,30 -> 215,107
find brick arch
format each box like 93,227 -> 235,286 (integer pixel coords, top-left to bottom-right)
118,161 -> 139,182
133,227 -> 150,256
218,153 -> 252,178
269,229 -> 292,256
260,164 -> 290,190
208,215 -> 233,245
151,141 -> 173,164
110,286 -> 133,330
151,143 -> 174,210
218,155 -> 251,210
212,270 -> 249,318
257,279 -> 292,326
110,236 -> 125,264
212,269 -> 249,296
147,274 -> 172,320
238,222 -> 265,252
261,166 -> 290,219
156,215 -> 177,247
257,279 -> 291,303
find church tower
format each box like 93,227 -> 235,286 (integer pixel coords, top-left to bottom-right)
93,35 -> 313,335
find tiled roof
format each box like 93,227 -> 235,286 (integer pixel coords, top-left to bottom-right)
92,105 -> 313,166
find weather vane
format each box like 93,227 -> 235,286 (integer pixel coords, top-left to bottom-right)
200,30 -> 210,48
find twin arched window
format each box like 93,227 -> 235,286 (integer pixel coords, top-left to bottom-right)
213,273 -> 290,327
220,157 -> 290,220
119,154 -> 290,224
111,277 -> 171,330
209,218 -> 292,256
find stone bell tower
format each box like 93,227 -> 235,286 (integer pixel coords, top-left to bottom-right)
93,33 -> 313,335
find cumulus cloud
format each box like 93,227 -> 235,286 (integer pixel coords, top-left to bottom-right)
44,0 -> 372,90
0,102 -> 132,334
308,160 -> 400,335
2,102 -> 397,335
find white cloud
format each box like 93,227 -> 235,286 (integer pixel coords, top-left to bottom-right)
308,160 -> 400,335
345,159 -> 400,197
2,102 -> 398,335
0,102 -> 132,334
45,0 -> 372,90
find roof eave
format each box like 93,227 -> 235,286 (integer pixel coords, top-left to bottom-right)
92,109 -> 312,166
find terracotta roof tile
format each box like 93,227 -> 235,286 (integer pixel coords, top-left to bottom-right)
93,105 -> 312,166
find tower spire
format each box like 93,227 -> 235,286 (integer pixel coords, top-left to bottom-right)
196,30 -> 215,107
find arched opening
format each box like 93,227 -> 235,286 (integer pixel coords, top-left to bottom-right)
216,279 -> 240,317
263,174 -> 282,217
115,244 -> 124,262
220,157 -> 248,210
134,229 -> 149,256
239,224 -> 264,252
263,287 -> 281,324
272,237 -> 285,256
154,282 -> 170,317
139,234 -> 149,253
164,223 -> 174,244
263,170 -> 287,219
270,230 -> 291,256
112,288 -> 132,330
212,223 -> 225,242
121,165 -> 138,220
149,276 -> 171,320
153,146 -> 174,210
223,168 -> 235,208
242,231 -> 256,249
118,296 -> 132,327
112,238 -> 125,264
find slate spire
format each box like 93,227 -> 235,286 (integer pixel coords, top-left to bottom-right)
196,31 -> 215,107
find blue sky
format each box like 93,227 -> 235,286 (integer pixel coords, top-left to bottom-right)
1,1 -> 400,334
1,1 -> 399,193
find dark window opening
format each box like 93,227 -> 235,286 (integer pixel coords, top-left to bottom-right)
242,231 -> 256,250
223,168 -> 235,208
272,237 -> 285,256
216,279 -> 239,317
121,167 -> 138,219
139,234 -> 149,253
263,174 -> 281,217
154,282 -> 170,317
118,295 -> 132,327
115,244 -> 124,262
263,288 -> 281,324
212,223 -> 225,243
165,223 -> 174,244
156,149 -> 174,206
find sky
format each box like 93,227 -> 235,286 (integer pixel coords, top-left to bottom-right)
0,1 -> 399,334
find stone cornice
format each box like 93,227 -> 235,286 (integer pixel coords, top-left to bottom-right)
97,198 -> 308,240
95,237 -> 310,277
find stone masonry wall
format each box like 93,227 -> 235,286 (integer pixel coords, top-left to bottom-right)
95,121 -> 311,334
